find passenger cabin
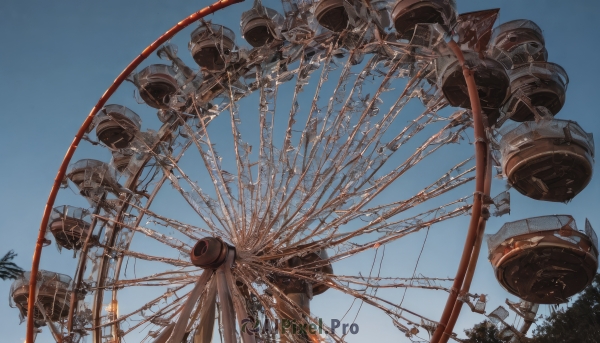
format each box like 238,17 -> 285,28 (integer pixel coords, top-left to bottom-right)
10,271 -> 72,322
48,205 -> 91,251
499,119 -> 594,202
241,4 -> 283,47
190,24 -> 236,71
488,215 -> 598,304
437,10 -> 510,117
135,64 -> 180,109
488,19 -> 548,69
315,0 -> 350,32
111,150 -> 133,173
67,159 -> 120,198
502,62 -> 568,122
269,244 -> 333,296
392,0 -> 457,40
438,53 -> 510,113
94,104 -> 141,150
269,244 -> 333,321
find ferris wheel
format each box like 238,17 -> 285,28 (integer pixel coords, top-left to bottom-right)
9,1 -> 597,343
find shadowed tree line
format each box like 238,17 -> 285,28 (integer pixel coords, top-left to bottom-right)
464,274 -> 600,343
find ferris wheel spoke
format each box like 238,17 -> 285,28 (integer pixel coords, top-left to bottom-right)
134,124 -> 234,237
342,162 -> 475,228
224,74 -> 255,239
191,277 -> 217,343
251,65 -> 278,239
161,160 -> 231,238
177,111 -> 242,240
366,158 -> 475,213
94,283 -> 189,331
120,294 -> 187,338
165,167 -> 231,237
269,52 -> 375,224
339,166 -> 475,229
111,269 -> 198,288
337,67 -> 440,164
264,50 -> 315,234
108,247 -> 192,268
238,267 -> 345,343
96,215 -> 193,254
317,125 -> 469,232
274,130 -> 470,250
318,61 -> 420,169
272,47 -> 363,200
274,107 -> 468,245
149,322 -> 175,343
280,203 -> 471,269
215,252 -> 238,343
330,200 -> 471,249
249,52 -> 337,244
293,49 -> 364,182
166,269 -> 213,343
323,61 -> 406,167
334,275 -> 453,292
123,201 -> 211,241
325,279 -> 438,331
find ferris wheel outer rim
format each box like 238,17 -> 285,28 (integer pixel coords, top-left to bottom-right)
25,4 -> 493,343
431,40 -> 491,343
25,1 -> 246,342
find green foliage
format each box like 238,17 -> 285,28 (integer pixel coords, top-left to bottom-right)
0,250 -> 24,280
464,321 -> 509,343
531,274 -> 600,343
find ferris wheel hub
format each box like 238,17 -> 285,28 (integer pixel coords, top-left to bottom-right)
190,237 -> 232,269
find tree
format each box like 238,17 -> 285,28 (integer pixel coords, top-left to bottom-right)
531,274 -> 600,343
464,321 -> 510,343
0,250 -> 24,280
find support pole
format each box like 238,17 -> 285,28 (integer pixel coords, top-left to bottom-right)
194,281 -> 217,343
25,1 -> 244,342
66,193 -> 107,336
224,266 -> 256,343
216,250 -> 238,343
167,270 -> 213,343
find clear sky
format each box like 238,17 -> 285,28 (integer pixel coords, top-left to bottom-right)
1,0 -> 599,342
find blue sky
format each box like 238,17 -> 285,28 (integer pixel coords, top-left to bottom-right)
1,0 -> 599,342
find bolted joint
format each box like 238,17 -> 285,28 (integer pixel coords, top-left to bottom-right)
190,237 -> 231,269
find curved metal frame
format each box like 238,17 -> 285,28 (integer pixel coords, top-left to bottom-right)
431,41 -> 491,343
25,1 -> 244,342
26,3 -> 493,343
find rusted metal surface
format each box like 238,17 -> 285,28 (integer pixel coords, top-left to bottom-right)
66,193 -> 105,335
25,1 -> 245,342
